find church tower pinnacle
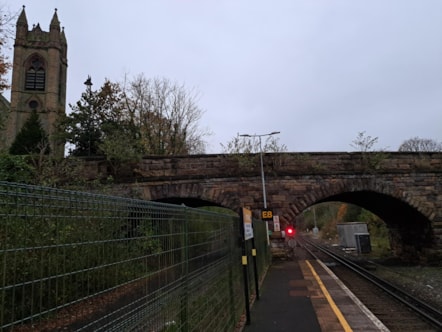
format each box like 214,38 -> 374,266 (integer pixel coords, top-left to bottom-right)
3,7 -> 68,157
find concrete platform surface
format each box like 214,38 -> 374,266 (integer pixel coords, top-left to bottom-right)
243,258 -> 388,332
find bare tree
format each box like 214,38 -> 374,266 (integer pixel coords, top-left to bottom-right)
221,134 -> 287,154
350,131 -> 380,152
221,134 -> 287,172
398,137 -> 442,152
123,74 -> 209,155
350,131 -> 388,172
0,5 -> 16,92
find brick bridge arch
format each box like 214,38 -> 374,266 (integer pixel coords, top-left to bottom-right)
88,152 -> 442,261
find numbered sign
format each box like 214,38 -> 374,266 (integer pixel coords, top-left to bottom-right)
261,209 -> 273,221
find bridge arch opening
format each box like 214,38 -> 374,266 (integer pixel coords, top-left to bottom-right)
301,190 -> 433,262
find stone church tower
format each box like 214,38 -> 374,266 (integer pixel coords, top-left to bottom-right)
2,7 -> 67,157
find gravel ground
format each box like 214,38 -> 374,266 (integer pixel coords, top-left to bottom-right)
315,236 -> 442,312
373,264 -> 442,311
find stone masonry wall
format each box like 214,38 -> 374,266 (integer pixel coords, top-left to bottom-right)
81,152 -> 442,259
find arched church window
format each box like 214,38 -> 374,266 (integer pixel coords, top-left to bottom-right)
25,56 -> 45,91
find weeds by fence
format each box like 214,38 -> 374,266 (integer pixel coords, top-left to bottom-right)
0,182 -> 270,331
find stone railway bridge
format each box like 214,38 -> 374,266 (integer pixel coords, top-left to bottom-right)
86,152 -> 442,262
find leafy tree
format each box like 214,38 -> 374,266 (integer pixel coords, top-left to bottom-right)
341,203 -> 362,222
99,128 -> 143,177
62,79 -> 127,156
398,137 -> 442,152
9,110 -> 50,155
62,84 -> 103,156
33,156 -> 90,187
0,153 -> 35,183
63,78 -> 143,180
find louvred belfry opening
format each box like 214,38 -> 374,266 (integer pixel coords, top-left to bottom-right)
25,57 -> 45,91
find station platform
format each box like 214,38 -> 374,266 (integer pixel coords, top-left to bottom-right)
242,258 -> 388,332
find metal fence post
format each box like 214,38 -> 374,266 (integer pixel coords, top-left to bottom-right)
180,206 -> 189,332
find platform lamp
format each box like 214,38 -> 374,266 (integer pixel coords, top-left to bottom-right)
239,131 -> 280,210
84,76 -> 93,156
240,131 -> 280,246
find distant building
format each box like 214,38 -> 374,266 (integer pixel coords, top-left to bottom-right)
0,6 -> 67,157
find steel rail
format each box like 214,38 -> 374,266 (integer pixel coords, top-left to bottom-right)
299,237 -> 442,330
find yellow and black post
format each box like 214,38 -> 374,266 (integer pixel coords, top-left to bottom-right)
240,207 -> 252,325
250,236 -> 260,301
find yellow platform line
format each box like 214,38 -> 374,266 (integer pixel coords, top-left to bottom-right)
306,260 -> 353,332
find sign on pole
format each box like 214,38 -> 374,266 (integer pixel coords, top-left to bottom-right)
242,207 -> 254,240
261,209 -> 273,221
273,215 -> 280,231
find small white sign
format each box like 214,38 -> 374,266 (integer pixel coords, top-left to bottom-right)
273,215 -> 280,232
242,208 -> 254,240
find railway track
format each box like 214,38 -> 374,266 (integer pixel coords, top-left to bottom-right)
298,236 -> 442,332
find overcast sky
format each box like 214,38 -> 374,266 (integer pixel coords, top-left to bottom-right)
3,1 -> 442,153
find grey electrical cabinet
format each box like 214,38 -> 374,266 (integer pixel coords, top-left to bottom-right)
355,233 -> 371,253
337,222 -> 368,248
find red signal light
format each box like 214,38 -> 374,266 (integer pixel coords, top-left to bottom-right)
285,226 -> 296,237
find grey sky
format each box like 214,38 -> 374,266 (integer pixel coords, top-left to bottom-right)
3,0 -> 442,152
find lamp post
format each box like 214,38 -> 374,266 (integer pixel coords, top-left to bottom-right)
306,206 -> 319,237
312,206 -> 319,237
239,131 -> 280,210
239,131 -> 280,302
84,76 -> 93,156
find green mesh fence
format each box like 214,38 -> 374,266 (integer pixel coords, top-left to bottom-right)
0,182 -> 270,331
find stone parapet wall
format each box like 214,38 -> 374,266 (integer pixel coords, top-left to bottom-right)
130,152 -> 442,181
